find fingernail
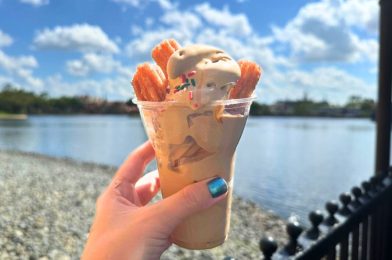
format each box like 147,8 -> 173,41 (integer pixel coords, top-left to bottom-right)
207,177 -> 228,198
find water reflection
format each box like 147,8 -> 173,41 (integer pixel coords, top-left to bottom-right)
0,116 -> 375,222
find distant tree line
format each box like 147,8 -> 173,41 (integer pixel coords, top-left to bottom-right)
0,84 -> 375,118
0,84 -> 137,115
250,95 -> 375,118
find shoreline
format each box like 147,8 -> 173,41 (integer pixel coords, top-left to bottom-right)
0,150 -> 287,259
0,114 -> 28,120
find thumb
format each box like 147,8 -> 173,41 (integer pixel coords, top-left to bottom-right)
151,176 -> 228,234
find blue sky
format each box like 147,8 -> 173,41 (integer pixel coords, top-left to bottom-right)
0,0 -> 379,104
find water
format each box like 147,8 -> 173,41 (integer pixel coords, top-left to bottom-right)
0,115 -> 375,222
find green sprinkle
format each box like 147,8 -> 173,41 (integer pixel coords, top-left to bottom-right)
191,79 -> 196,86
185,78 -> 189,83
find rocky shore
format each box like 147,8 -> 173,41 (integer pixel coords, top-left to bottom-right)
0,150 -> 287,260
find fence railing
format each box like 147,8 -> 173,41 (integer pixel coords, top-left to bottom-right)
258,0 -> 392,258
259,169 -> 392,260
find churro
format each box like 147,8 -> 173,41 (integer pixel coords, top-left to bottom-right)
229,60 -> 262,99
152,39 -> 181,78
131,63 -> 167,101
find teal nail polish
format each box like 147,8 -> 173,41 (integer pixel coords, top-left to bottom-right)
207,177 -> 228,198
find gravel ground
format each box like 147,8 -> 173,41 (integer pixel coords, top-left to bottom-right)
0,150 -> 287,260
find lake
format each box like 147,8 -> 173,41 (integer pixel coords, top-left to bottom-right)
0,115 -> 375,223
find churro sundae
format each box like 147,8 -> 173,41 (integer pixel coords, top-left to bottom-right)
131,39 -> 261,249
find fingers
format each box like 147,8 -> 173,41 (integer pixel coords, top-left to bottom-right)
135,170 -> 161,206
148,177 -> 228,233
114,141 -> 155,184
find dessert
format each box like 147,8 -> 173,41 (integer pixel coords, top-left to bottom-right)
131,39 -> 261,249
132,63 -> 167,101
152,39 -> 180,78
229,60 -> 262,99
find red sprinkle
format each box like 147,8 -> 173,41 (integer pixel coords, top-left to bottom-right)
188,91 -> 193,100
181,74 -> 186,83
187,70 -> 196,77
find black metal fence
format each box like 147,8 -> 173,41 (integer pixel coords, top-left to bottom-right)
258,0 -> 392,258
259,170 -> 392,260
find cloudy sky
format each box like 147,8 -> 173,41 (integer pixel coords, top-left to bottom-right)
0,0 -> 379,104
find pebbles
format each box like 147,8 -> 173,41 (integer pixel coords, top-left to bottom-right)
0,151 -> 286,259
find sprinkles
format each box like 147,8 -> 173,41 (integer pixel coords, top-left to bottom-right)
191,79 -> 196,86
174,70 -> 197,93
188,91 -> 193,100
181,74 -> 187,83
187,70 -> 196,77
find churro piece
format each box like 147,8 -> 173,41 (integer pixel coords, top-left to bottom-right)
229,60 -> 262,99
132,63 -> 168,101
152,39 -> 181,77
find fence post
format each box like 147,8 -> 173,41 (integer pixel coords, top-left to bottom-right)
374,0 -> 392,259
375,0 -> 392,174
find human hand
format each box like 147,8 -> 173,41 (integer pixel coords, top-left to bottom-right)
82,141 -> 228,260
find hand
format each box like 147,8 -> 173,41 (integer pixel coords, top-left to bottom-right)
82,141 -> 228,260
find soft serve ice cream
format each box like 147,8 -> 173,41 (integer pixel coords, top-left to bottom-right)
131,39 -> 261,249
166,44 -> 241,108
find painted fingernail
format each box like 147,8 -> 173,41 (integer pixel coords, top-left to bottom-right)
207,177 -> 228,198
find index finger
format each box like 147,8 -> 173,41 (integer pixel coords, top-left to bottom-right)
114,141 -> 155,184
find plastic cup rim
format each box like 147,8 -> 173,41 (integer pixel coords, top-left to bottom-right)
132,95 -> 256,108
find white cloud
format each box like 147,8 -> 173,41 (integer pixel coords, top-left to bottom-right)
111,0 -> 175,10
288,67 -> 370,93
0,50 -> 42,89
66,53 -> 129,77
260,66 -> 375,104
65,60 -> 89,77
44,74 -> 131,100
0,51 -> 38,71
145,17 -> 154,27
20,0 -> 49,6
111,0 -> 142,8
0,30 -> 13,48
341,0 -> 379,34
195,3 -> 252,36
157,0 -> 175,10
271,0 -> 378,63
33,24 -> 119,53
16,68 -> 43,89
160,10 -> 202,31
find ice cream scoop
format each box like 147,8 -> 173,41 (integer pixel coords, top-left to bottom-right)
166,44 -> 241,109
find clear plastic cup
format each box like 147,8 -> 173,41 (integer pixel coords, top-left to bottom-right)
134,96 -> 255,249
